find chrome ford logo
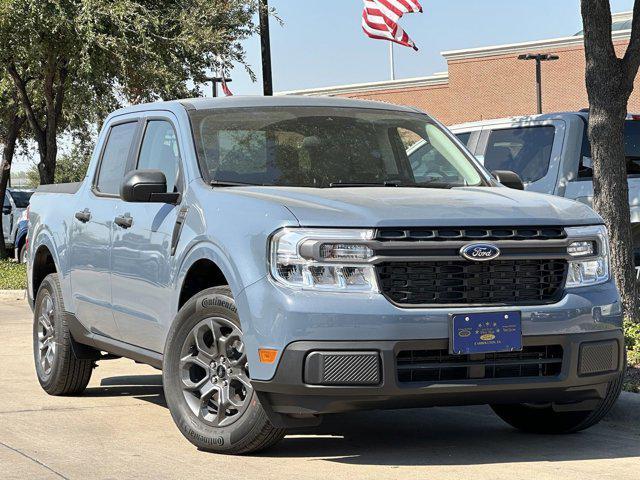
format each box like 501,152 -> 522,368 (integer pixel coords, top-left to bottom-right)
460,243 -> 501,262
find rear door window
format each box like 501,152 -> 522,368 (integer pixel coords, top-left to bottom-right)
9,191 -> 33,208
95,122 -> 138,195
484,126 -> 555,183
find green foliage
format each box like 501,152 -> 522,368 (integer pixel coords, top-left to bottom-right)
0,260 -> 27,290
625,319 -> 640,366
26,145 -> 91,187
0,0 -> 262,183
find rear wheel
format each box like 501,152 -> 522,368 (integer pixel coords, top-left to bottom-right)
491,369 -> 624,434
33,273 -> 94,395
163,286 -> 285,454
18,243 -> 26,263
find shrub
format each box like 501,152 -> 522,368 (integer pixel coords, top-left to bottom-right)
0,260 -> 27,290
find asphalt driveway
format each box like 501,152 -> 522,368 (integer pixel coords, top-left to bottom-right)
1,296 -> 639,480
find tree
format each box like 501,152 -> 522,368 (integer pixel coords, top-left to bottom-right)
26,144 -> 91,187
581,0 -> 640,322
0,78 -> 26,259
0,0 -> 259,185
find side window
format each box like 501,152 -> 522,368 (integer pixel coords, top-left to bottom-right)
455,132 -> 471,146
137,120 -> 181,192
96,122 -> 138,195
3,192 -> 10,208
484,126 -> 555,183
580,120 -> 640,178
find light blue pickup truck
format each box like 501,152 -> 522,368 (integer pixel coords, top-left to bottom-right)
27,96 -> 624,454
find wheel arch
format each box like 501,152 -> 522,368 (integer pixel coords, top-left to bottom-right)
29,227 -> 68,308
31,244 -> 58,304
174,242 -> 247,313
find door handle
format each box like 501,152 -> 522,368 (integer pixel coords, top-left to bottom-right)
114,214 -> 133,229
75,209 -> 91,223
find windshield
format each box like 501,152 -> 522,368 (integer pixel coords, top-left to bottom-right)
189,107 -> 485,188
8,190 -> 33,208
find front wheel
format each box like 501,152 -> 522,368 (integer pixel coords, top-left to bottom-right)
162,286 -> 285,454
491,369 -> 624,434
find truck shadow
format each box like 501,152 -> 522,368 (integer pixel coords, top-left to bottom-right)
84,374 -> 166,407
87,374 -> 640,466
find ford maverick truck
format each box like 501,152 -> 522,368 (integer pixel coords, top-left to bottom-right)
27,96 -> 624,454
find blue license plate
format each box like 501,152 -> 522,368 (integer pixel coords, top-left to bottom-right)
450,311 -> 522,355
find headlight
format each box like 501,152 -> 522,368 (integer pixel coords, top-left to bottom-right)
269,228 -> 379,292
565,225 -> 609,288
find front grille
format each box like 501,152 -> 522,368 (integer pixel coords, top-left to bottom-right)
397,345 -> 564,383
377,259 -> 567,306
376,226 -> 566,242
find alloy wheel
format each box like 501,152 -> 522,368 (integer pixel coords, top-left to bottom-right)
179,317 -> 252,427
37,294 -> 57,378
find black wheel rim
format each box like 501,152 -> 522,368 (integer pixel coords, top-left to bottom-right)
179,317 -> 252,427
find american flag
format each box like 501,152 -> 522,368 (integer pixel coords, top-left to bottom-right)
361,0 -> 422,50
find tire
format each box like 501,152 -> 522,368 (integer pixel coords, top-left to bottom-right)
163,286 -> 286,454
33,273 -> 94,395
491,368 -> 624,434
18,243 -> 26,263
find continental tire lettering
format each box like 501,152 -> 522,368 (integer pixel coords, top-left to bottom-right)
198,296 -> 236,313
186,428 -> 225,446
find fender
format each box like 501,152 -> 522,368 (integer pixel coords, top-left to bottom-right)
30,225 -> 69,306
172,239 -> 251,315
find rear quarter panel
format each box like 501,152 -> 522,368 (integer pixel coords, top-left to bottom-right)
27,188 -> 82,305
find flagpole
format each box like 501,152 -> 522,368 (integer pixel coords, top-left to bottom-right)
389,42 -> 395,80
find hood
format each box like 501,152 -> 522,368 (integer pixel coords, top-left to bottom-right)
229,186 -> 602,228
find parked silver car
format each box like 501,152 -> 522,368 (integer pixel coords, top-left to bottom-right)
446,112 -> 640,268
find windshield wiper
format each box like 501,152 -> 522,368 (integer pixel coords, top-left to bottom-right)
401,182 -> 454,189
327,180 -> 402,188
210,180 -> 263,187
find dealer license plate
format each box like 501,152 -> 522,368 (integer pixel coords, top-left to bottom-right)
450,311 -> 522,355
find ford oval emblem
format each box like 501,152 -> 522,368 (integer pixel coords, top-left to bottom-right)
460,243 -> 501,262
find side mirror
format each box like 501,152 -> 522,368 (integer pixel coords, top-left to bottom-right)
491,170 -> 525,190
2,205 -> 11,215
121,169 -> 180,204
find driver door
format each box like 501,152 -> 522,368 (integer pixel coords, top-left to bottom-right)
110,114 -> 184,353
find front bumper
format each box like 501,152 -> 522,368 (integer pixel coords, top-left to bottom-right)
252,330 -> 624,421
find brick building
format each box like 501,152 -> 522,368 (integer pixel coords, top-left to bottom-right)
281,11 -> 638,126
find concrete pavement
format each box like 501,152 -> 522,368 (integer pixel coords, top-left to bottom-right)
1,297 -> 639,480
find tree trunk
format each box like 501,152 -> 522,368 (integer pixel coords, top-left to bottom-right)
582,0 -> 640,323
0,114 -> 26,260
6,61 -> 59,185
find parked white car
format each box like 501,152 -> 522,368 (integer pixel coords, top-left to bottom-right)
429,112 -> 640,269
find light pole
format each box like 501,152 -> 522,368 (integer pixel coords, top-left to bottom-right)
259,0 -> 273,96
204,76 -> 233,97
517,53 -> 559,114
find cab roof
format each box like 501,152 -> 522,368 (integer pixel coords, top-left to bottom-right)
109,95 -> 425,117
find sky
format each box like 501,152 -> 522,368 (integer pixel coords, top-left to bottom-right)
223,0 -> 634,95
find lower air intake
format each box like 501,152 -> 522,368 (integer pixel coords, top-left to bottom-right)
304,351 -> 381,386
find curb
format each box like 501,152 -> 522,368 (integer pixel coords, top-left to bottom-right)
0,289 -> 27,300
